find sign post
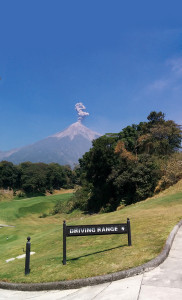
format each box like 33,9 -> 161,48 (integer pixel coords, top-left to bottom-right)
25,236 -> 31,275
63,220 -> 66,265
63,219 -> 131,265
127,218 -> 132,246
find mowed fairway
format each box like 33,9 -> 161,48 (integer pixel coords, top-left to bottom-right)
0,181 -> 182,283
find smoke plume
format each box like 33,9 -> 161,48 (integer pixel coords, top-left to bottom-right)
75,102 -> 89,122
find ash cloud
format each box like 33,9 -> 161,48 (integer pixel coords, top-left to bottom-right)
75,102 -> 89,122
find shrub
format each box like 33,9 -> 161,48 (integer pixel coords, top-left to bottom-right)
155,153 -> 182,193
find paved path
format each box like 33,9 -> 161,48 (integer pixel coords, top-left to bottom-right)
0,224 -> 15,228
0,226 -> 182,300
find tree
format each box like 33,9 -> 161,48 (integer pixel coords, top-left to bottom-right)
46,163 -> 67,191
20,162 -> 48,194
118,124 -> 139,153
147,111 -> 165,124
79,135 -> 117,212
110,154 -> 160,205
149,120 -> 182,155
0,161 -> 20,190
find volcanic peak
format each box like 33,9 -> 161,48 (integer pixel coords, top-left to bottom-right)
51,121 -> 101,141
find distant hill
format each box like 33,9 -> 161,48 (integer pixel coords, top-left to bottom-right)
0,122 -> 101,167
0,149 -> 19,161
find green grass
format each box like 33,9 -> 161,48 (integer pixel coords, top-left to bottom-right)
0,193 -> 72,222
0,182 -> 182,283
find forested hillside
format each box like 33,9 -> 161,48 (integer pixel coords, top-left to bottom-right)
72,111 -> 182,212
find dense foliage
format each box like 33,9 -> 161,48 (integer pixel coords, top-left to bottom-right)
73,112 -> 182,212
0,161 -> 76,195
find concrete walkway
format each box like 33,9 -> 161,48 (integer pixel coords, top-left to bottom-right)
1,226 -> 182,300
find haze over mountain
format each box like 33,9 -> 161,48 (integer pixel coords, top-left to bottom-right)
0,121 -> 101,167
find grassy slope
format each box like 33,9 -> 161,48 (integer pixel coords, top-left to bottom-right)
0,181 -> 182,283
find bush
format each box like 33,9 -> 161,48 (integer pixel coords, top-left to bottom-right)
155,153 -> 182,193
69,186 -> 91,211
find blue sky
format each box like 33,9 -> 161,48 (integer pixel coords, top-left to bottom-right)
0,0 -> 182,150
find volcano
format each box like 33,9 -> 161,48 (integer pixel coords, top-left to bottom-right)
1,122 -> 101,167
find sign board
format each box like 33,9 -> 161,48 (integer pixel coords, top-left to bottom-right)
63,218 -> 131,265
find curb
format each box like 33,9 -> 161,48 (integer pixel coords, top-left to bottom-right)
0,219 -> 182,291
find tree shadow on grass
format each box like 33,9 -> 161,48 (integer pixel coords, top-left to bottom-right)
66,244 -> 127,262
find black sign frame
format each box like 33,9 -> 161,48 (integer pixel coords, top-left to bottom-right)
63,218 -> 131,265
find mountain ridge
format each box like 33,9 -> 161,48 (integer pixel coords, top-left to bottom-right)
0,122 -> 101,167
